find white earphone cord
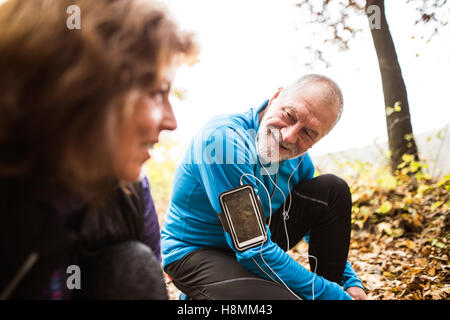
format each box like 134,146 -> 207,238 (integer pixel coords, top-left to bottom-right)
240,154 -> 318,300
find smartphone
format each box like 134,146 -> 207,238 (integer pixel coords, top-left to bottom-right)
219,184 -> 268,252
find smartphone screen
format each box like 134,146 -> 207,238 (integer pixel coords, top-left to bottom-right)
221,186 -> 266,249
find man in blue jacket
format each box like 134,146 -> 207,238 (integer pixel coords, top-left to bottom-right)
161,74 -> 367,300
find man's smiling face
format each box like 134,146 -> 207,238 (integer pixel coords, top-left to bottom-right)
256,81 -> 341,163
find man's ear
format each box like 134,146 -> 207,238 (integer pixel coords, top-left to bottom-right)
268,87 -> 283,107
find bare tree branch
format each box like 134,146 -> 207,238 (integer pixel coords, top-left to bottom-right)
296,0 -> 449,66
296,0 -> 366,67
406,0 -> 449,41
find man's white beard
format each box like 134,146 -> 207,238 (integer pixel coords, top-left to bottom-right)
256,123 -> 301,164
256,125 -> 280,164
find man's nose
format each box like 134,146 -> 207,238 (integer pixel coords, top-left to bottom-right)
280,126 -> 298,146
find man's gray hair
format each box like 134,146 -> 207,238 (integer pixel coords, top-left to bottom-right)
279,74 -> 344,133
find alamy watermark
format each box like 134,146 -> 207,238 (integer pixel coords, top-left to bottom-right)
367,5 -> 381,30
66,5 -> 81,30
66,265 -> 81,290
64,3 -> 382,31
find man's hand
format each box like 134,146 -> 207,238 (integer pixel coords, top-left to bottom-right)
346,286 -> 367,300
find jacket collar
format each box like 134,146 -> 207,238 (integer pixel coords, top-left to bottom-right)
253,99 -> 269,132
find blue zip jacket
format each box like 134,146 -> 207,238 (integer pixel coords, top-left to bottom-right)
161,100 -> 363,300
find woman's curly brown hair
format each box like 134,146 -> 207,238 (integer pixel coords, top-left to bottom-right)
0,0 -> 196,201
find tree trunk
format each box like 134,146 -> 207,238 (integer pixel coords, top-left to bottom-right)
365,0 -> 420,173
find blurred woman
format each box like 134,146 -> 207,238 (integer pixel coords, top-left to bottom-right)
0,0 -> 196,299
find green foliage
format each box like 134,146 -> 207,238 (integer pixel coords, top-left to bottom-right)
172,87 -> 188,101
394,153 -> 433,184
144,139 -> 183,218
349,153 -> 448,246
386,101 -> 402,116
377,201 -> 393,214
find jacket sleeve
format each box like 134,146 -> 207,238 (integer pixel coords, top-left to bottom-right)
192,126 -> 352,300
342,261 -> 365,291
